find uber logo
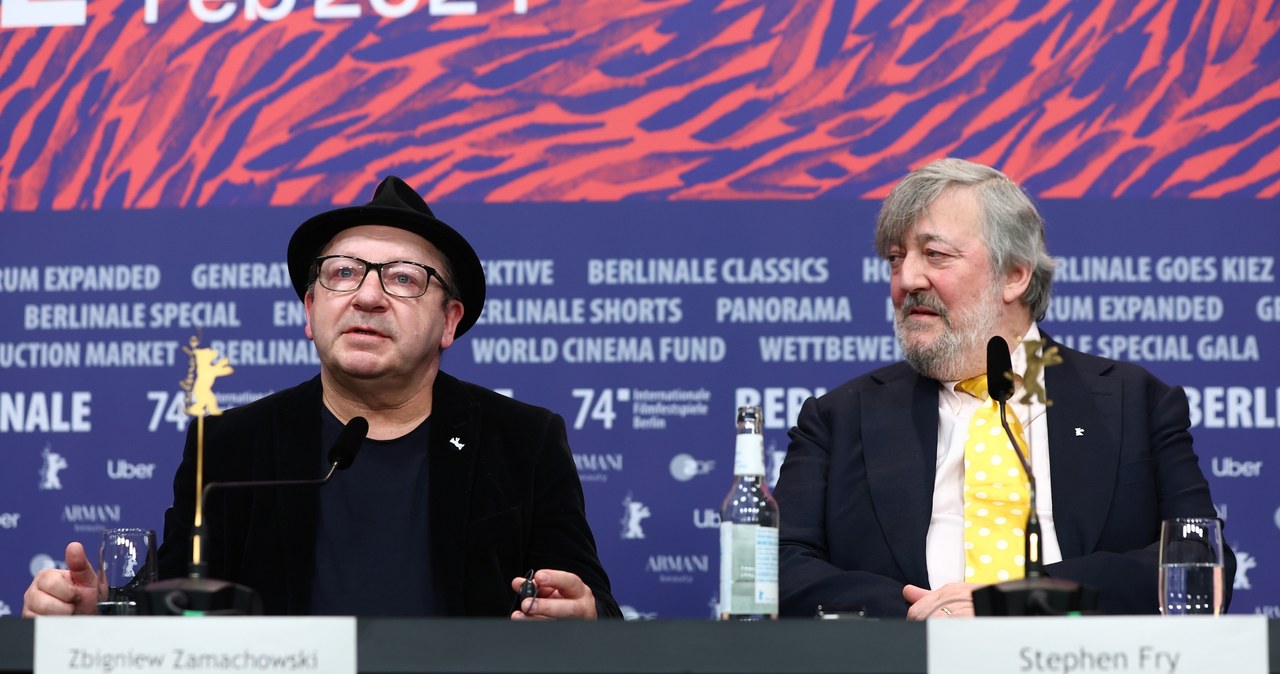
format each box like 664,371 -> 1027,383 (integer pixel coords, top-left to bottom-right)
1211,457 -> 1262,478
107,460 -> 156,479
1,0 -> 85,30
0,513 -> 19,529
692,508 -> 720,529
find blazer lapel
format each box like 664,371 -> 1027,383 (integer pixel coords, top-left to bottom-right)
427,372 -> 481,615
1044,347 -> 1121,559
272,376 -> 324,614
862,368 -> 938,585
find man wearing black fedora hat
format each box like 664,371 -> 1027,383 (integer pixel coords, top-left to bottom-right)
23,177 -> 620,619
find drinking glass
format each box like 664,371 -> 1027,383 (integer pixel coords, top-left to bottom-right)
97,527 -> 157,615
1158,517 -> 1224,615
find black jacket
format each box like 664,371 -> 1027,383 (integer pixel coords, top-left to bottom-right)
777,339 -> 1233,617
157,372 -> 619,617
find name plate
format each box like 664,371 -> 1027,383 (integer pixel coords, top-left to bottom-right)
929,615 -> 1266,674
35,617 -> 356,674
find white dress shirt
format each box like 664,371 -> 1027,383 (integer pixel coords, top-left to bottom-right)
925,324 -> 1063,588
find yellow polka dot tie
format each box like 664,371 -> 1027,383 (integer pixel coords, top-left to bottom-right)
958,374 -> 1030,584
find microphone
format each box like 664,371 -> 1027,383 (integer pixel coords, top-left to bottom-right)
972,337 -> 1096,616
187,415 -> 367,578
326,416 -> 366,470
139,416 -> 369,615
985,336 -> 1015,403
984,337 -> 1041,577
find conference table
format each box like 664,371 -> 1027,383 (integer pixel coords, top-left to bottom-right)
1,617 -> 1277,673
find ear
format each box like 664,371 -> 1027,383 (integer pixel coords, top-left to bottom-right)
1002,262 -> 1032,305
438,299 -> 465,351
302,293 -> 315,340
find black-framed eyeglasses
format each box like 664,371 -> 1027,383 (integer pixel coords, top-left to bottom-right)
312,255 -> 449,299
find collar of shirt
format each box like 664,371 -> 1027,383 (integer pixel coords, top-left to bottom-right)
1008,323 -> 1047,427
925,323 -> 1063,587
938,324 -> 1047,426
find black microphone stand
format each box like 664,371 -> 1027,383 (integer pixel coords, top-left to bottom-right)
137,472 -> 346,616
138,417 -> 367,616
972,338 -> 1096,616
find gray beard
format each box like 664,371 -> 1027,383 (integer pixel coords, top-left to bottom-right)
894,290 -> 1001,381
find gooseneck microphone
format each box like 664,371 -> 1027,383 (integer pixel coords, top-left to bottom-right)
140,416 -> 369,615
188,416 -> 368,579
984,336 -> 1044,578
972,337 -> 1095,616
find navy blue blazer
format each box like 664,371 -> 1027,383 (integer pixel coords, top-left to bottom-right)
775,340 -> 1233,617
156,372 -> 619,617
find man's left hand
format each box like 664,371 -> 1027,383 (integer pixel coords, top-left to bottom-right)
903,582 -> 981,620
509,569 -> 598,620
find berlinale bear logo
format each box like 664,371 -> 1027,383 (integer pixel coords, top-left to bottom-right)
38,445 -> 67,490
180,335 -> 234,417
1234,549 -> 1256,591
621,493 -> 651,540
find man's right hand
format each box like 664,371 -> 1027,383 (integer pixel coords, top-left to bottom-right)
22,542 -> 99,617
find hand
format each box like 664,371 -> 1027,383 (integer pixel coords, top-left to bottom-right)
22,542 -> 99,617
508,569 -> 598,620
903,582 -> 980,620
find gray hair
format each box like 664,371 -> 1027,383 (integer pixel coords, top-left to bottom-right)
874,158 -> 1056,320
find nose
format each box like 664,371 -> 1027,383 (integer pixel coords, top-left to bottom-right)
350,270 -> 391,309
894,251 -> 930,298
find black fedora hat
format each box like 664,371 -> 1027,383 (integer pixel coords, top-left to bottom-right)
286,176 -> 486,337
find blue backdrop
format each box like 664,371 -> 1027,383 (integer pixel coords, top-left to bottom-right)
1,199 -> 1276,618
1,0 -> 1278,619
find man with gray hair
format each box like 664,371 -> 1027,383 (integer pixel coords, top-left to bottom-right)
775,158 -> 1231,618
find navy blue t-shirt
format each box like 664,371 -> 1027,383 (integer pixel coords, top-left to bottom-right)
310,408 -> 442,616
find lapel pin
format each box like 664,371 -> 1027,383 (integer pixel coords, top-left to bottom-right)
449,437 -> 465,450
1074,427 -> 1084,437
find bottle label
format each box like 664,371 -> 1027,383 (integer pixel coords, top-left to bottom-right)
719,522 -> 779,616
733,436 -> 766,476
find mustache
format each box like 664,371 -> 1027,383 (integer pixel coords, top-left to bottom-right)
898,292 -> 950,324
